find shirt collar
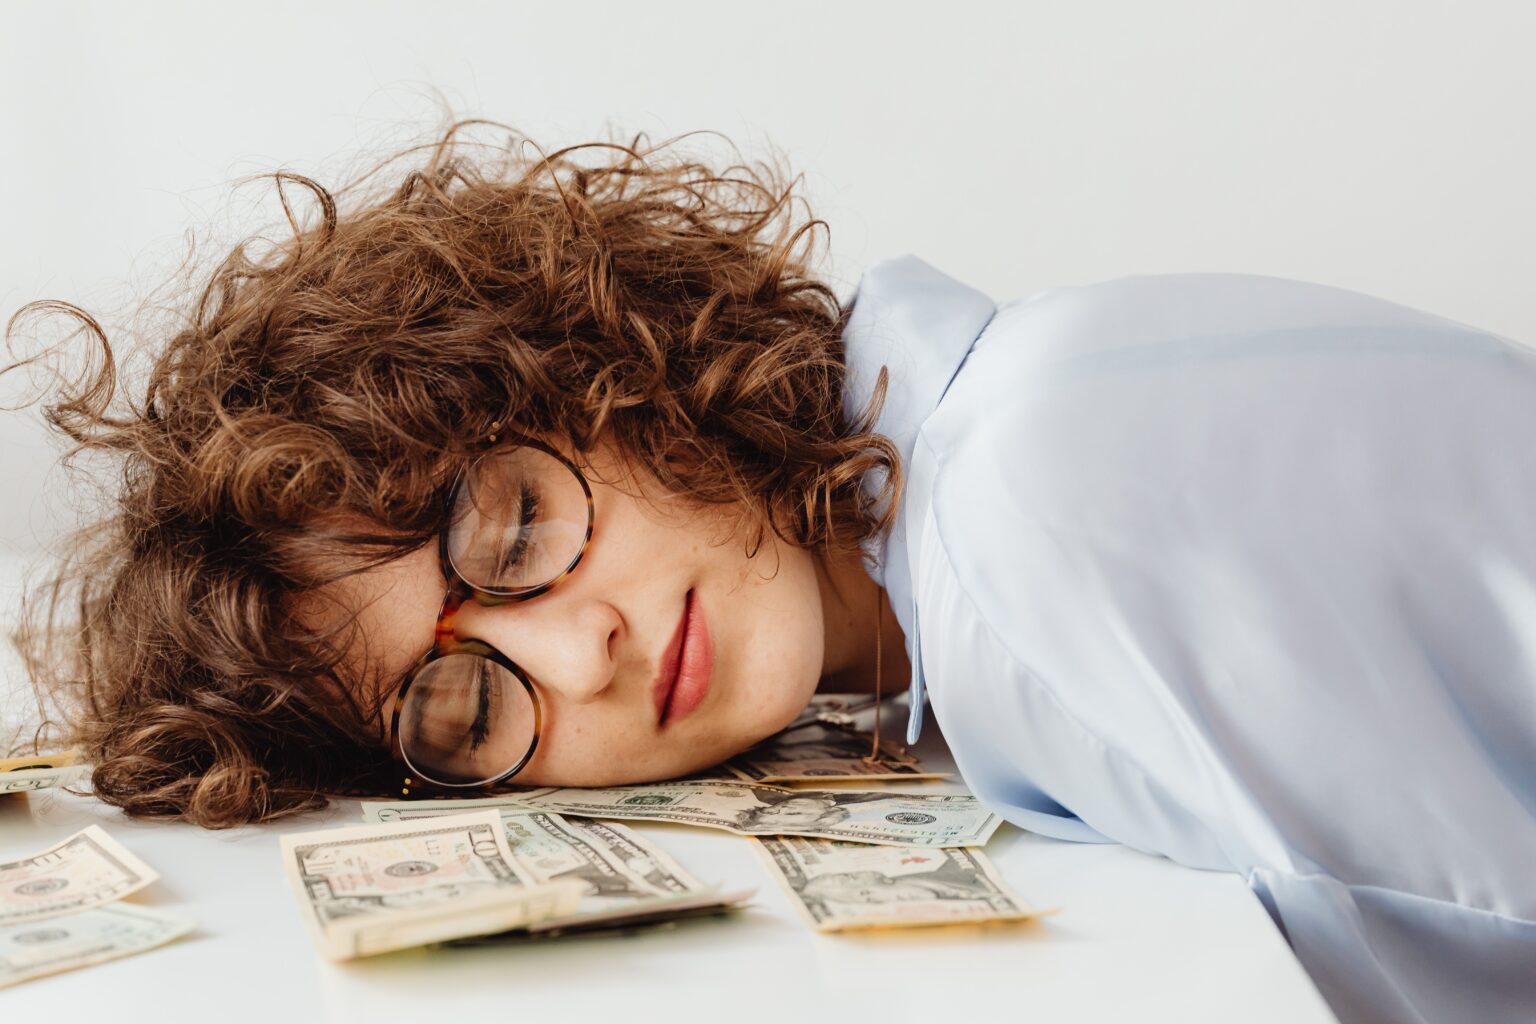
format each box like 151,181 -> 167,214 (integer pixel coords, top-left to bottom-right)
841,256 -> 996,744
841,254 -> 997,587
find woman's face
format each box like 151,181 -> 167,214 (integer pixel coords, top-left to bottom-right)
309,441 -> 834,788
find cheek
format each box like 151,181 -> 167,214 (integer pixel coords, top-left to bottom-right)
513,718 -> 650,787
515,699 -> 720,787
720,547 -> 825,734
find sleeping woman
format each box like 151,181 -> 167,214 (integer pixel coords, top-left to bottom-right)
8,121 -> 1533,1024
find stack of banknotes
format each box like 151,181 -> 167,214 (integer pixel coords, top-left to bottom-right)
281,696 -> 1042,958
280,808 -> 756,959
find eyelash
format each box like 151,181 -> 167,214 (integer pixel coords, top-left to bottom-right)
467,658 -> 499,754
496,481 -> 541,577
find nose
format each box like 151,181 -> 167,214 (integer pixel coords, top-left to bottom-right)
450,591 -> 621,705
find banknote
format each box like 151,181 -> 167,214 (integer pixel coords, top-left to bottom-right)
754,836 -> 1039,932
0,765 -> 88,795
0,903 -> 195,989
728,722 -> 951,784
784,695 -> 883,731
0,751 -> 81,772
460,811 -> 753,938
279,810 -> 583,960
451,887 -> 755,944
1,826 -> 159,925
501,813 -> 702,910
360,781 -> 1003,848
1,751 -> 87,795
467,901 -> 742,943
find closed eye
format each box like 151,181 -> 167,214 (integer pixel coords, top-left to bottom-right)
494,481 -> 541,579
466,658 -> 500,753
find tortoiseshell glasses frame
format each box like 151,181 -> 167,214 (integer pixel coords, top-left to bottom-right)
385,433 -> 595,798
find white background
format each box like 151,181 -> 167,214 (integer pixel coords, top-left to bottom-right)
2,0 -> 1535,565
3,5 -> 1527,1016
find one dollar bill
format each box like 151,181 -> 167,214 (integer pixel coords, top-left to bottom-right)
361,781 -> 1002,848
1,826 -> 159,926
753,836 -> 1040,932
278,810 -> 583,960
0,903 -> 194,989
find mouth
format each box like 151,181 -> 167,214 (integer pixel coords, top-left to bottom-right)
653,588 -> 714,727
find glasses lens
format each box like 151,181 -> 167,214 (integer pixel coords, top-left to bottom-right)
398,654 -> 537,786
445,445 -> 590,594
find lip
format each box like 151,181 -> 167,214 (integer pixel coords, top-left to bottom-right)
652,588 -> 713,727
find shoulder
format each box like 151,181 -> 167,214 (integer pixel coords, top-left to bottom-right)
925,268 -> 1526,461
908,266 -> 1536,647
973,269 -> 1497,362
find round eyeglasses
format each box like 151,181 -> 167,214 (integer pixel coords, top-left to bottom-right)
386,437 -> 594,796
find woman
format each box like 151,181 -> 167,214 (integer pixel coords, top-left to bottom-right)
9,122 -> 1532,1023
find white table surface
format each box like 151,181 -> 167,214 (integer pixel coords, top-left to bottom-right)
0,704 -> 1338,1024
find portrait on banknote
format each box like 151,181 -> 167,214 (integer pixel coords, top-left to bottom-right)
729,790 -> 917,831
800,864 -> 999,906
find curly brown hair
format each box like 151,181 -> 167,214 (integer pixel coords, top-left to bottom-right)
5,119 -> 898,828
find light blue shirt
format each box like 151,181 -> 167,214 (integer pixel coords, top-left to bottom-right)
842,256 -> 1536,1024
